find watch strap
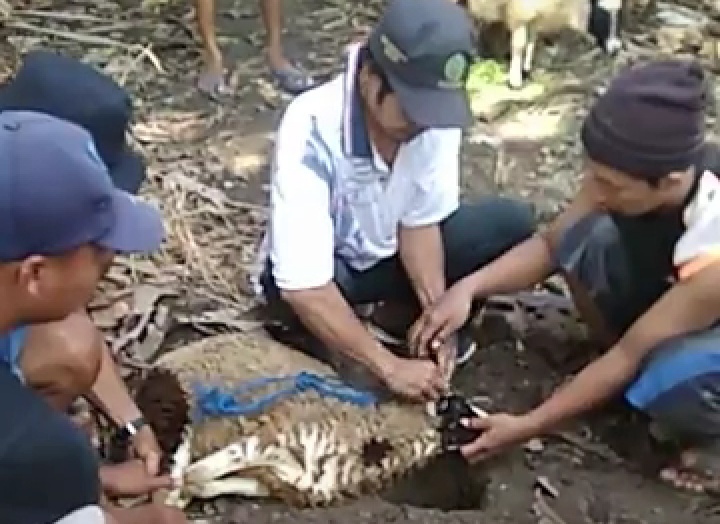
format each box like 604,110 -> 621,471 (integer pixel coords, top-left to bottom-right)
116,416 -> 147,441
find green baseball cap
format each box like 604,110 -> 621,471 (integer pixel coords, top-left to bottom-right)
368,0 -> 475,128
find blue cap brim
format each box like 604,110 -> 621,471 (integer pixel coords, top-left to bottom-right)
97,191 -> 165,253
108,149 -> 147,195
388,73 -> 473,129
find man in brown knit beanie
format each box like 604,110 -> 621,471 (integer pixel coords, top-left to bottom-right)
409,59 -> 720,492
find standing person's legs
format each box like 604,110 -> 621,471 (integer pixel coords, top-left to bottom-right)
556,213 -> 720,493
194,0 -> 229,97
260,0 -> 286,71
259,0 -> 315,93
194,0 -> 315,96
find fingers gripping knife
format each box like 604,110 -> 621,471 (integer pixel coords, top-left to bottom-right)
134,332 -> 488,509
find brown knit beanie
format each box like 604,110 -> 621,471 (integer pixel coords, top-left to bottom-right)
581,60 -> 709,181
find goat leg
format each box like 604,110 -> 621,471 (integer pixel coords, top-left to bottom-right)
185,477 -> 271,499
522,29 -> 537,78
184,439 -> 305,486
509,25 -> 528,89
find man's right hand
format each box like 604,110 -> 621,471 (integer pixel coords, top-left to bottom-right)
380,355 -> 447,401
408,278 -> 476,357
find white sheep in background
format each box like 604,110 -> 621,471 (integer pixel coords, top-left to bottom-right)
133,332 -> 486,509
462,0 -> 626,88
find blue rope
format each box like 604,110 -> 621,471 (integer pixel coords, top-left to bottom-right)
194,371 -> 377,419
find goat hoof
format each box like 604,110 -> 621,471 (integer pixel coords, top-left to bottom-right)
507,77 -> 524,90
604,37 -> 623,55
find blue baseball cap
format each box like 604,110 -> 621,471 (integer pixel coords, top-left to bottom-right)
0,110 -> 164,262
368,0 -> 475,128
0,50 -> 147,194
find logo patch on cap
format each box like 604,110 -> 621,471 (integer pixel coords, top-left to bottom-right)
380,35 -> 407,63
443,53 -> 468,87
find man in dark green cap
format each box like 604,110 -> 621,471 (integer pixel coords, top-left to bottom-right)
254,0 -> 535,401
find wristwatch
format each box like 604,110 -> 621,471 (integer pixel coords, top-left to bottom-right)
115,416 -> 147,442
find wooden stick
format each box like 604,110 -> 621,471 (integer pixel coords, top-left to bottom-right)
8,9 -> 114,24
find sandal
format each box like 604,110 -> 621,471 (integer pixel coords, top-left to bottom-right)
197,69 -> 233,100
271,63 -> 316,95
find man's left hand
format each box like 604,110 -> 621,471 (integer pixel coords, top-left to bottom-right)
407,279 -> 475,358
131,425 -> 162,476
459,412 -> 538,463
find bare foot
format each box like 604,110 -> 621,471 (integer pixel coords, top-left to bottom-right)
659,446 -> 720,494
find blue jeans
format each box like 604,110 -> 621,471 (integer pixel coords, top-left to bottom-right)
556,213 -> 720,438
0,326 -> 27,383
260,197 -> 536,343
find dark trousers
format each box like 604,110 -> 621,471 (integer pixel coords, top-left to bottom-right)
260,196 -> 536,332
556,213 -> 720,439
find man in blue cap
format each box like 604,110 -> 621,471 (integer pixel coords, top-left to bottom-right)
255,0 -> 535,400
0,111 -> 186,522
0,50 -> 147,193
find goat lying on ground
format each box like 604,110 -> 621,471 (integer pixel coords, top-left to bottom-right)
462,0 -> 625,88
134,332 -> 485,509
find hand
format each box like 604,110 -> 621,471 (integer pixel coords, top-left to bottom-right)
459,413 -> 538,463
408,279 -> 475,356
101,459 -> 174,498
435,339 -> 457,383
107,503 -> 188,524
380,355 -> 447,402
131,425 -> 162,476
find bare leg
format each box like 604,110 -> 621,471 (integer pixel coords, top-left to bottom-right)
260,0 -> 290,71
521,31 -> 536,77
194,0 -> 229,96
508,25 -> 527,89
259,0 -> 316,94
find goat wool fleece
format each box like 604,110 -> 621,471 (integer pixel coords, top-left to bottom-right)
134,332 -> 479,508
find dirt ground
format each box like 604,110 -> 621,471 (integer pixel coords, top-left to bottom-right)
3,0 -> 720,522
